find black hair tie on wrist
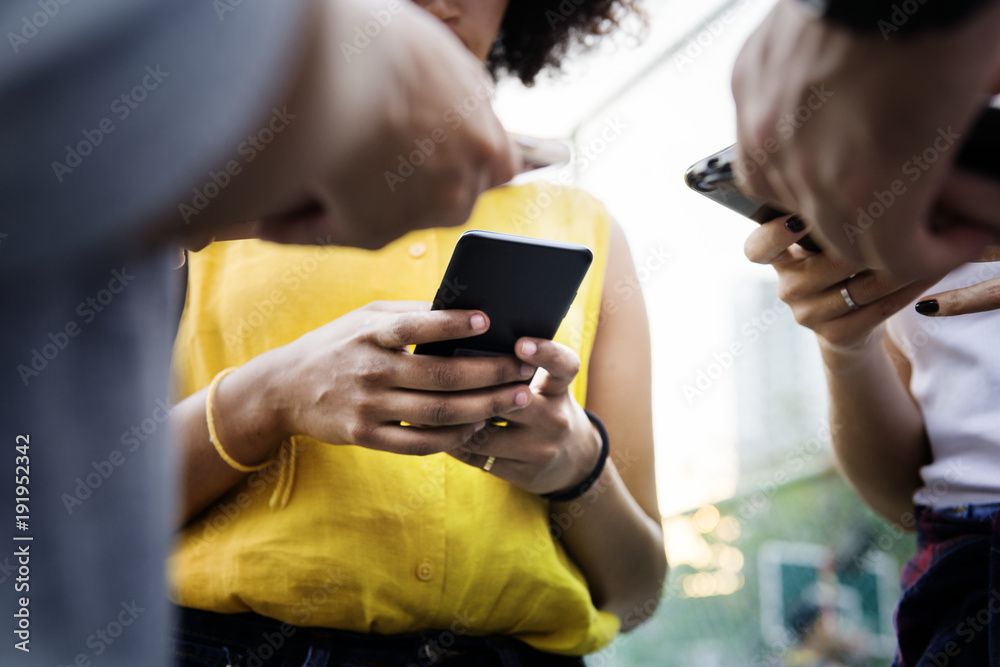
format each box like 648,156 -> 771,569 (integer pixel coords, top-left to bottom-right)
541,409 -> 610,503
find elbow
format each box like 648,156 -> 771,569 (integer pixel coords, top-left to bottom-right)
607,529 -> 668,633
871,500 -> 920,533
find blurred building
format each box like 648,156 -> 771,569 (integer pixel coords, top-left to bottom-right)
733,278 -> 831,494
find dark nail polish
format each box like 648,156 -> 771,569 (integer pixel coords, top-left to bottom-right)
786,216 -> 806,233
915,300 -> 939,315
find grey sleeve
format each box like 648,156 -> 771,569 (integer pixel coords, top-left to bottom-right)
0,0 -> 308,272
0,2 -> 308,664
0,247 -> 181,667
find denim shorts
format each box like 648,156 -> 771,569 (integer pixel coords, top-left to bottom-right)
892,502 -> 1000,667
172,605 -> 587,667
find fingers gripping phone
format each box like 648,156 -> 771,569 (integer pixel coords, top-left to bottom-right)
685,145 -> 824,253
685,105 -> 1000,250
413,231 -> 593,358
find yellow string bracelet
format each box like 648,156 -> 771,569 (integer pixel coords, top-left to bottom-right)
206,367 -> 271,473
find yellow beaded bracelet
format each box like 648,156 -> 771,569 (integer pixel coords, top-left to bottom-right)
206,367 -> 270,473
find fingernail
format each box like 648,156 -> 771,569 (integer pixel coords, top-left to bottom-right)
470,314 -> 487,331
520,363 -> 535,378
915,299 -> 939,315
521,340 -> 537,356
786,216 -> 806,233
515,391 -> 529,406
473,421 -> 487,431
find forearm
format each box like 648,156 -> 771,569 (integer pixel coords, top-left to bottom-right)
821,336 -> 929,523
148,0 -> 381,242
174,354 -> 287,527
553,460 -> 666,632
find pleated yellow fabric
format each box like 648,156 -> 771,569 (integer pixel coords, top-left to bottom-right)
169,182 -> 618,655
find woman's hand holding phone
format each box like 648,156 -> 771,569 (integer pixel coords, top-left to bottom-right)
450,338 -> 603,497
242,299 -> 600,497
744,216 -> 940,355
224,301 -> 536,463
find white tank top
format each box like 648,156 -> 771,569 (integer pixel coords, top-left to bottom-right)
886,261 -> 1000,508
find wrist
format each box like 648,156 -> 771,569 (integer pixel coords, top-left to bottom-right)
215,359 -> 289,466
563,418 -> 603,493
542,409 -> 611,503
818,330 -> 887,372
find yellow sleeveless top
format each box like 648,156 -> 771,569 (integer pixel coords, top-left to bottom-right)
169,183 -> 618,655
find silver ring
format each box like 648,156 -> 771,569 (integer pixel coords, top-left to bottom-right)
840,282 -> 861,311
482,456 -> 496,472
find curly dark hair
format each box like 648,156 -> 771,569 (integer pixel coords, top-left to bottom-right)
486,0 -> 644,86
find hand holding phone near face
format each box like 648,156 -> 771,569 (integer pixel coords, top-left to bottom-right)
685,106 -> 1000,254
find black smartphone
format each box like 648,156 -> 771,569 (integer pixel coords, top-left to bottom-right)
685,105 -> 1000,252
413,230 -> 593,358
